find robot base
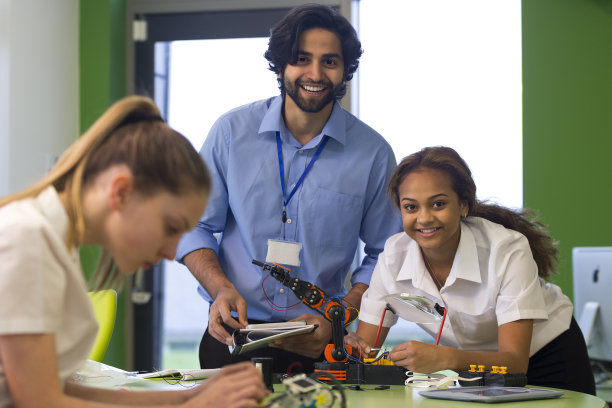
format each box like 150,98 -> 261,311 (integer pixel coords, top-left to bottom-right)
313,361 -> 408,385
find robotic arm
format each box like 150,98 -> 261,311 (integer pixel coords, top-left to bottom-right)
252,260 -> 354,362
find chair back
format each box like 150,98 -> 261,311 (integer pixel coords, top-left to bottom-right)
87,289 -> 117,362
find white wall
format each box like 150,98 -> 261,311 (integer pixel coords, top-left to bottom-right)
0,0 -> 79,196
0,0 -> 10,196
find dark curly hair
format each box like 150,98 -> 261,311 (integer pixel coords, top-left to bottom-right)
264,3 -> 363,99
388,146 -> 559,279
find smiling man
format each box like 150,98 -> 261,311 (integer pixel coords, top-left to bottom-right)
177,3 -> 402,373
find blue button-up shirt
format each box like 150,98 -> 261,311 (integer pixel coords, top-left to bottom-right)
177,96 -> 402,321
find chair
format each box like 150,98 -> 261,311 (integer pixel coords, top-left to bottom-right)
87,289 -> 117,362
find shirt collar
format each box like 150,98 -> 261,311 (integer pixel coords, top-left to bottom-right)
396,239 -> 428,285
36,186 -> 76,256
37,186 -> 68,239
446,222 -> 482,285
396,221 -> 483,286
258,95 -> 347,146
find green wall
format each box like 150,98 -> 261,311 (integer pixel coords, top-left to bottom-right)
80,0 -> 127,368
522,0 -> 612,299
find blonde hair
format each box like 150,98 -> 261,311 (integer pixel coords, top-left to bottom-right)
0,95 -> 211,288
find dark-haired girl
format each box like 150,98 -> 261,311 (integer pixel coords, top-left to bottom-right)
347,146 -> 595,395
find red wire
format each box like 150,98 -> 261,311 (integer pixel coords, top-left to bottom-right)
261,273 -> 301,311
373,307 -> 387,349
435,308 -> 447,346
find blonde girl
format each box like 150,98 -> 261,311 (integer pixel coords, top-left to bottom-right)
0,96 -> 267,408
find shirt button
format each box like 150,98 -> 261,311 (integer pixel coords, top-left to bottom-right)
279,288 -> 285,294
286,218 -> 292,224
298,150 -> 304,155
291,183 -> 296,189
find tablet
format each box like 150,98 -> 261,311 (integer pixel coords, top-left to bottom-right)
419,386 -> 564,403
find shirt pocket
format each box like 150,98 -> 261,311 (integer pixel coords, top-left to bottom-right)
308,187 -> 361,248
452,307 -> 499,349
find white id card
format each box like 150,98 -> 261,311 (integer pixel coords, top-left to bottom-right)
266,239 -> 302,266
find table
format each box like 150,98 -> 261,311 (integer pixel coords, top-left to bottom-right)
121,380 -> 608,407
597,384 -> 612,405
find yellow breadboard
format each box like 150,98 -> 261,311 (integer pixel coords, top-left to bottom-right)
364,358 -> 395,366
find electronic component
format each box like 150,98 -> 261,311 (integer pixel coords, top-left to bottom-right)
314,361 -> 409,385
284,374 -> 321,394
261,373 -> 346,408
458,365 -> 527,387
252,260 -> 355,362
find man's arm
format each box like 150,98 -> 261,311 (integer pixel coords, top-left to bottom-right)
183,248 -> 248,345
342,282 -> 368,312
350,145 -> 403,288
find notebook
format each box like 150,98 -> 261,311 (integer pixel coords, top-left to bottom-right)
229,321 -> 317,356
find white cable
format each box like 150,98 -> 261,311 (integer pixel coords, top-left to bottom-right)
404,373 -> 482,389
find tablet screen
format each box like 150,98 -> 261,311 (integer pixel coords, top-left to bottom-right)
419,386 -> 564,403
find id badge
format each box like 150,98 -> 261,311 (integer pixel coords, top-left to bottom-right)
266,239 -> 302,266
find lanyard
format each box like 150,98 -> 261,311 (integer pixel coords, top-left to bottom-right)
276,131 -> 329,223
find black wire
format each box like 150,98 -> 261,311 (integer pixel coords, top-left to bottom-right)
308,371 -> 346,408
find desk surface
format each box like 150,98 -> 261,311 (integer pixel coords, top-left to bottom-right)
122,380 -> 607,407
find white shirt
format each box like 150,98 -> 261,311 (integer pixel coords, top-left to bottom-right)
360,217 -> 573,357
0,187 -> 97,407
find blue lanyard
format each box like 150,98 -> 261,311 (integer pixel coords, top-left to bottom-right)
276,131 -> 329,223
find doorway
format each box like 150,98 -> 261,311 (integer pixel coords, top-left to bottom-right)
127,1 -> 350,372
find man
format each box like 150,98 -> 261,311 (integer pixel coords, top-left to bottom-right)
177,3 -> 401,373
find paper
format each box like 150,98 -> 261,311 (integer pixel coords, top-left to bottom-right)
72,360 -> 142,389
137,368 -> 220,380
266,239 -> 302,266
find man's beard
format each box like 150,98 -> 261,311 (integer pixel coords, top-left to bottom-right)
284,78 -> 342,113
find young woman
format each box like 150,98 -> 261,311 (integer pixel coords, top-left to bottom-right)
0,96 -> 268,407
346,146 -> 595,394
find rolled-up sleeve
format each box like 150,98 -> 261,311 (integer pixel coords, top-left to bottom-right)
494,234 -> 548,325
351,145 -> 402,286
176,119 -> 230,261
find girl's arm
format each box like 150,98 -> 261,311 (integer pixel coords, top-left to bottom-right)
65,382 -> 193,405
344,320 -> 390,358
0,333 -> 267,408
388,319 -> 533,374
66,362 -> 267,407
0,333 -> 186,407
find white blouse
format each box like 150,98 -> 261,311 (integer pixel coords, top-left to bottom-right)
0,187 -> 97,407
360,217 -> 573,356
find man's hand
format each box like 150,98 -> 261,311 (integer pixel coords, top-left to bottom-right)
269,314 -> 332,358
208,286 -> 248,346
183,249 -> 248,346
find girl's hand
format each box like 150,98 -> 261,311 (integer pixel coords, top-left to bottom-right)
190,362 -> 269,408
388,341 -> 449,373
344,331 -> 375,359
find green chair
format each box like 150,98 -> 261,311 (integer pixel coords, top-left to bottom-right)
87,289 -> 117,362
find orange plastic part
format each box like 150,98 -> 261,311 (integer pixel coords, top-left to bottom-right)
324,343 -> 352,362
